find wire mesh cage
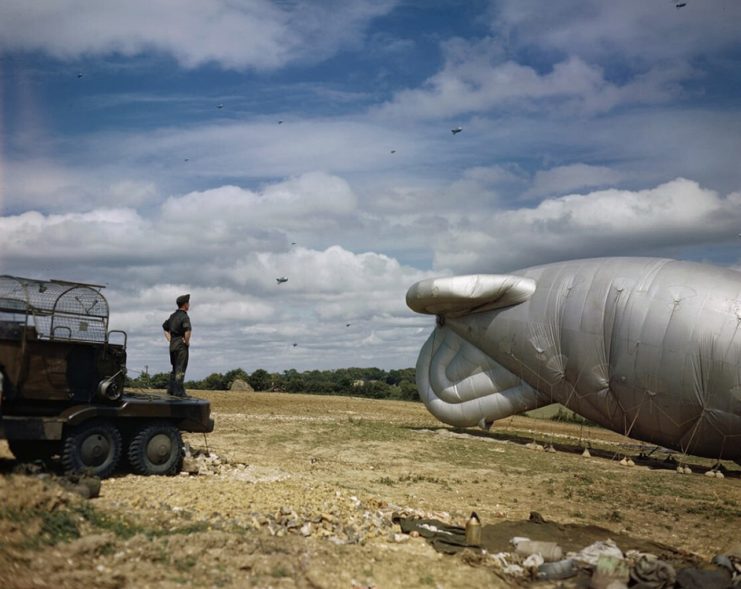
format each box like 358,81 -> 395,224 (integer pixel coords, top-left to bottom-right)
0,275 -> 109,343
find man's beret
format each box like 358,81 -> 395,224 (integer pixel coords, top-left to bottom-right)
176,294 -> 190,306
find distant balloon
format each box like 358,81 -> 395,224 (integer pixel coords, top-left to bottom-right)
407,257 -> 741,463
451,127 -> 463,135
276,277 -> 288,284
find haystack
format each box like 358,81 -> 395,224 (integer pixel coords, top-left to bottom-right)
229,378 -> 254,392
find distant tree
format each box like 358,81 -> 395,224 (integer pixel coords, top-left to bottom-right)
126,372 -> 170,389
248,368 -> 271,391
125,373 -> 146,388
224,368 -> 249,389
398,380 -> 419,401
149,372 -> 169,389
157,365 -> 418,400
360,379 -> 392,399
204,372 -> 229,390
302,370 -> 335,393
387,368 -> 415,386
285,377 -> 306,393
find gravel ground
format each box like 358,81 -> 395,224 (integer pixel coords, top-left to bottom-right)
1,391 -> 739,588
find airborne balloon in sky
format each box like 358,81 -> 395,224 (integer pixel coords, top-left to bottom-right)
407,257 -> 741,463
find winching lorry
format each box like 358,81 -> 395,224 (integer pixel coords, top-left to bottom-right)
0,275 -> 213,478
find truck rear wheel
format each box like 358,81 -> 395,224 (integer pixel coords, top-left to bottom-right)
127,422 -> 183,476
62,420 -> 122,478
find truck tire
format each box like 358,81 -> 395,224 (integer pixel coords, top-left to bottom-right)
127,422 -> 183,476
8,439 -> 59,463
62,420 -> 122,478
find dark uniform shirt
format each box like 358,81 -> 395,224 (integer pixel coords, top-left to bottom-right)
163,309 -> 191,340
163,309 -> 191,396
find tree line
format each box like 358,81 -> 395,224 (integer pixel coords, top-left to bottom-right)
126,367 -> 419,401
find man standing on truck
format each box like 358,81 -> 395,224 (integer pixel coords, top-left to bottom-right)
162,294 -> 191,397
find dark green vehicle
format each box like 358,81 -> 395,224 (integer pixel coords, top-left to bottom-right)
0,275 -> 214,478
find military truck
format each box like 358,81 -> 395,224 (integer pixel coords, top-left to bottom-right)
0,275 -> 214,478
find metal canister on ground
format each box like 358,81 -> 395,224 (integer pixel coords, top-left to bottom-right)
465,511 -> 482,546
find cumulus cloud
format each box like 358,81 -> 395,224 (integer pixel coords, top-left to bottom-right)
0,171 -> 361,277
434,178 -> 741,273
162,172 -> 358,232
0,171 -> 434,374
0,0 -> 396,70
2,169 -> 740,376
377,38 -> 689,119
375,2 -> 734,123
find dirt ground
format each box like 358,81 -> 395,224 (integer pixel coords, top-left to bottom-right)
1,391 -> 739,588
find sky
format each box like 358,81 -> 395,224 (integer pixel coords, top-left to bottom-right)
1,0 -> 741,379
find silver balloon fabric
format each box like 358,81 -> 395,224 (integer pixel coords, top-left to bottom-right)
407,257 -> 741,461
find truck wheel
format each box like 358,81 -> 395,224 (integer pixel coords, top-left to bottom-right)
62,420 -> 122,478
8,439 -> 59,463
127,422 -> 183,476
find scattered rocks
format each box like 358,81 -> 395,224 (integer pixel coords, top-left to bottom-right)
181,446 -> 288,482
164,493 -> 447,547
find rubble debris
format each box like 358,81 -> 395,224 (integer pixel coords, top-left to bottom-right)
513,539 -> 563,562
393,515 -> 727,587
590,553 -> 630,589
65,474 -> 102,499
627,551 -> 676,588
536,559 -> 577,581
570,539 -> 624,567
181,446 -> 288,482
713,542 -> 741,587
